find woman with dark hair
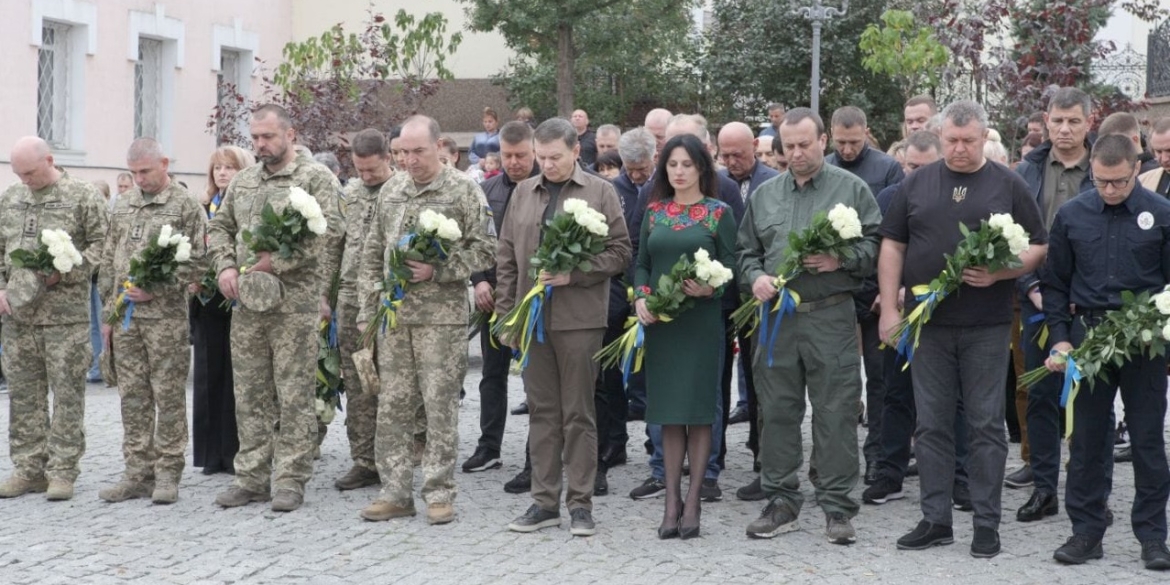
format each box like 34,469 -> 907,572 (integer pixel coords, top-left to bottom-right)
190,145 -> 254,474
634,134 -> 737,539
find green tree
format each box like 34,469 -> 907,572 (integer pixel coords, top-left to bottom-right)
699,0 -> 905,145
458,0 -> 699,121
858,9 -> 949,101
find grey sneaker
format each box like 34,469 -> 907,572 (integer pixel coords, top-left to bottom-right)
99,480 -> 152,503
508,504 -> 561,533
746,499 -> 800,539
699,478 -> 722,502
569,508 -> 596,537
826,512 -> 856,545
629,477 -> 666,499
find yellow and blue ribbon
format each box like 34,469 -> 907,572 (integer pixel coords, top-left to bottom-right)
618,317 -> 645,386
1058,352 -> 1082,439
500,283 -> 550,369
895,285 -> 948,363
760,287 -> 800,367
1027,312 -> 1049,349
116,278 -> 137,330
380,281 -> 406,333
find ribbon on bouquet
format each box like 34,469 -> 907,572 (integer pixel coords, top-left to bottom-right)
502,283 -> 551,369
760,286 -> 800,367
1057,352 -> 1082,440
380,281 -> 406,333
116,279 -> 137,331
618,317 -> 645,387
894,285 -> 949,364
1026,312 -> 1049,349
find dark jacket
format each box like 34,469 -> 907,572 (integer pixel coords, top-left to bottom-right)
605,169 -> 647,321
471,165 -> 539,288
1014,140 -> 1095,295
718,160 -> 781,204
826,145 -> 904,200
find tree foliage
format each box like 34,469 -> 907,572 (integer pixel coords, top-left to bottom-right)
457,0 -> 699,123
699,0 -> 905,145
858,10 -> 950,101
207,4 -> 460,174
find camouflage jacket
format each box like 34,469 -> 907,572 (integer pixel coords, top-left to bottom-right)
337,177 -> 389,311
357,166 -> 495,327
207,154 -> 344,314
98,181 -> 208,321
0,172 -> 108,325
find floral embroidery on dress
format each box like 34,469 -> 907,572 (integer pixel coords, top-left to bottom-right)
647,198 -> 725,233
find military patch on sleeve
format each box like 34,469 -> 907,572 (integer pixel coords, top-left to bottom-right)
484,204 -> 497,237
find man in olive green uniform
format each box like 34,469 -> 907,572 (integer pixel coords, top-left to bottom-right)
97,138 -> 207,504
356,116 -> 495,524
332,128 -> 394,491
0,136 -> 108,501
737,108 -> 881,544
208,105 -> 344,512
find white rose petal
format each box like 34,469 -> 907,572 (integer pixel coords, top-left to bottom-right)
694,248 -> 711,263
563,198 -> 588,215
418,209 -> 441,233
307,216 -> 328,235
52,256 -> 73,273
174,241 -> 192,262
988,214 -> 1012,230
1154,292 -> 1170,316
157,225 -> 174,247
437,217 -> 463,241
1162,321 -> 1170,341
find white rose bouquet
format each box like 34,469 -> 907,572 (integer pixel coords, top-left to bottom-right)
106,224 -> 194,327
359,209 -> 464,348
241,186 -> 327,266
595,248 -> 733,381
493,198 -> 610,368
729,204 -> 865,365
889,213 -> 1030,360
1018,288 -> 1170,438
9,228 -> 85,275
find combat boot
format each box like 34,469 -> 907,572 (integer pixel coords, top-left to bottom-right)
0,475 -> 48,498
360,499 -> 417,521
426,503 -> 455,525
99,480 -> 152,503
46,479 -> 74,501
334,466 -> 380,491
215,486 -> 270,508
152,479 -> 179,505
271,489 -> 303,512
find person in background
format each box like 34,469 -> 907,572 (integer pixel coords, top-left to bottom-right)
313,152 -> 342,178
594,150 -> 622,181
438,136 -> 462,169
595,125 -> 622,158
516,107 -> 536,128
755,136 -> 782,172
482,152 -> 503,181
191,145 -> 254,475
469,107 -> 501,166
87,180 -> 113,384
758,103 -> 785,138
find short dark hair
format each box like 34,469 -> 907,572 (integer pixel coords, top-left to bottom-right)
766,103 -> 785,114
499,120 -> 534,145
1091,133 -> 1138,166
437,136 -> 459,156
533,118 -> 578,149
904,130 -> 942,155
831,106 -> 867,130
388,125 -> 403,142
1027,111 -> 1046,126
1048,87 -> 1092,118
781,107 -> 825,136
351,128 -> 388,157
402,115 -> 442,142
252,104 -> 292,129
483,106 -> 499,122
595,149 -> 622,171
1149,116 -> 1170,136
904,95 -> 938,113
1023,132 -> 1044,148
648,134 -> 717,205
1098,112 -> 1141,139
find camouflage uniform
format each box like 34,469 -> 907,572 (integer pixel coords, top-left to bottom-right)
0,172 -> 108,484
207,153 -> 344,496
357,166 -> 494,507
98,182 -> 207,486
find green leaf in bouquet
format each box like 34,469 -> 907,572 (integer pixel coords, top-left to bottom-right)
958,222 -> 970,237
577,260 -> 592,272
568,242 -> 582,254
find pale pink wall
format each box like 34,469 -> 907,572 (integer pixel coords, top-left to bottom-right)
0,0 -> 292,195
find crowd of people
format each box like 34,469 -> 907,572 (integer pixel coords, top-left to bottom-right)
2,87 -> 1170,571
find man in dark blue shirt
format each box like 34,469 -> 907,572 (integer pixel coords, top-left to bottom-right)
1042,135 -> 1170,570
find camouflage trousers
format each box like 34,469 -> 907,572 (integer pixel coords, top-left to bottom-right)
2,320 -> 89,482
111,317 -> 189,483
337,304 -> 375,470
374,324 -> 465,507
230,309 -> 318,495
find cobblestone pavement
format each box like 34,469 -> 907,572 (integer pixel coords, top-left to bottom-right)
1,340 -> 1168,584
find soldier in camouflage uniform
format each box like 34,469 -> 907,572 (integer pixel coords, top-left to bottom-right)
97,138 -> 207,505
207,105 -> 344,512
0,137 -> 108,501
356,116 -> 495,524
332,128 -> 394,491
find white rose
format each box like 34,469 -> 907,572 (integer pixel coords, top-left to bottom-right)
1163,321 -> 1170,341
174,241 -> 192,262
437,218 -> 462,241
695,263 -> 712,282
419,209 -> 442,233
52,255 -> 74,273
563,198 -> 588,215
1142,329 -> 1154,343
988,214 -> 1013,230
693,248 -> 711,263
46,241 -> 67,259
157,225 -> 174,247
307,216 -> 328,235
1154,292 -> 1170,316
70,247 -> 83,264
585,216 -> 608,237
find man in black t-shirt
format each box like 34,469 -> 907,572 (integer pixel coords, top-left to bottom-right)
878,101 -> 1048,559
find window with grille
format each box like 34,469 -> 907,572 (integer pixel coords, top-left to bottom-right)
134,38 -> 162,139
37,22 -> 72,149
217,50 -> 241,144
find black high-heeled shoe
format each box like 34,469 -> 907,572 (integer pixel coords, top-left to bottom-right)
680,507 -> 701,540
658,503 -> 682,539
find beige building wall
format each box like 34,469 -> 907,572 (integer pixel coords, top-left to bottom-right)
0,0 -> 294,194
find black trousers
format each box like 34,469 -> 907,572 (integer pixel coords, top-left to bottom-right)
476,321 -> 513,455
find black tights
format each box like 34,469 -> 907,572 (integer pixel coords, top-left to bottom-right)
661,424 -> 711,530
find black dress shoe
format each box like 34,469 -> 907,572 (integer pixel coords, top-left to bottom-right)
1054,534 -> 1103,564
201,465 -> 223,475
510,403 -> 529,416
1016,490 -> 1058,522
600,446 -> 627,468
864,461 -> 879,486
728,406 -> 749,425
627,407 -> 645,421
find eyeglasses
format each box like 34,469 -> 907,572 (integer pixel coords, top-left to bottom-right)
1092,175 -> 1133,190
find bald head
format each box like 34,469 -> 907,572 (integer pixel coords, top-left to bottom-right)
718,122 -> 758,179
10,136 -> 60,191
645,108 -> 673,153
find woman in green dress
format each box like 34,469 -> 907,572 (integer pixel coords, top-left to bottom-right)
634,134 -> 737,539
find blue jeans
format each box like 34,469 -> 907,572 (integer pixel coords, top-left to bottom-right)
88,282 -> 102,380
649,345 -> 724,481
735,354 -> 748,409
